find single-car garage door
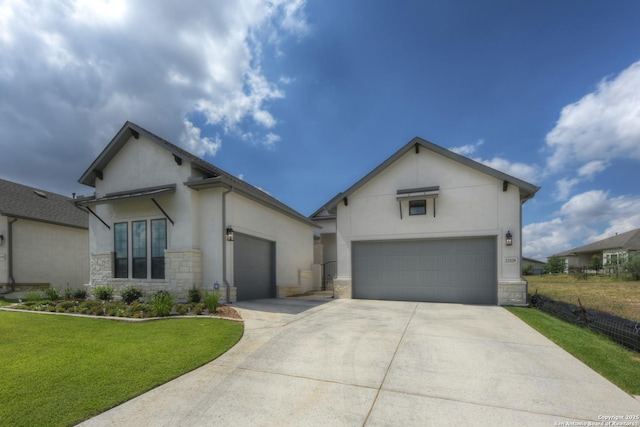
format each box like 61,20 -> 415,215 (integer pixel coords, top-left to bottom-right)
352,237 -> 497,304
234,233 -> 276,301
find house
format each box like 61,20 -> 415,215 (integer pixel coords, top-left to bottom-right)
0,179 -> 88,292
522,257 -> 546,275
76,121 -> 316,302
310,138 -> 540,306
554,228 -> 640,272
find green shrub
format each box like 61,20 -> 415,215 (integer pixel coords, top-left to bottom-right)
203,290 -> 220,314
64,287 -> 74,300
24,290 -> 43,302
120,286 -> 143,304
93,286 -> 114,301
44,287 -> 60,301
188,285 -> 201,303
151,290 -> 174,317
72,288 -> 88,300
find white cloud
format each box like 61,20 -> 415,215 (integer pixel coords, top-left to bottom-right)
0,0 -> 307,194
450,139 -> 484,156
555,177 -> 580,201
578,160 -> 608,178
523,190 -> 640,260
545,60 -> 640,174
180,119 -> 222,157
474,156 -> 539,185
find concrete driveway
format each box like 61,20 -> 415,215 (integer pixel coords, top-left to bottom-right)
80,298 -> 640,426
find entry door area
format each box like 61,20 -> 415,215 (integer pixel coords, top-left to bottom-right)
352,237 -> 497,304
233,233 -> 276,301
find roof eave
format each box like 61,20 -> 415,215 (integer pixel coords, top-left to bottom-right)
311,137 -> 541,214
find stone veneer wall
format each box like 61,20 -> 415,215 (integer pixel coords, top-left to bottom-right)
164,249 -> 202,298
332,278 -> 352,299
89,249 -> 204,300
90,251 -> 114,288
497,280 -> 528,306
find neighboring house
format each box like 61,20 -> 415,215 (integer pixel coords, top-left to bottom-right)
522,257 -> 546,275
0,179 -> 88,292
554,228 -> 640,272
310,138 -> 540,306
76,121 -> 315,302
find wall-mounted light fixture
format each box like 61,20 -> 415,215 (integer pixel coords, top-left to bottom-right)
226,227 -> 234,242
0,234 -> 3,246
505,231 -> 513,246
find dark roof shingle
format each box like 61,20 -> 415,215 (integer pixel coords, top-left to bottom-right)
0,179 -> 88,229
555,228 -> 640,256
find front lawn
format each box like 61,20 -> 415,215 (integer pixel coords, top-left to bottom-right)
526,274 -> 640,321
508,306 -> 640,395
0,311 -> 243,427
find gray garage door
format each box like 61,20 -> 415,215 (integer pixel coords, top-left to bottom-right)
234,233 -> 275,301
352,237 -> 497,304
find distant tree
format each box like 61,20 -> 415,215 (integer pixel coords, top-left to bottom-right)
625,253 -> 640,280
546,255 -> 565,274
522,264 -> 533,276
589,254 -> 603,274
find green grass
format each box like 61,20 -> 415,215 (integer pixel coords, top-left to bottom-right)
526,274 -> 640,321
508,306 -> 640,395
0,311 -> 243,426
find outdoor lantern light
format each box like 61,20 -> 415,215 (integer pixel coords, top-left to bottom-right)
0,235 -> 3,246
505,231 -> 513,246
226,227 -> 234,242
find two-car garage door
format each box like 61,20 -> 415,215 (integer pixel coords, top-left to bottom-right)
352,237 -> 497,305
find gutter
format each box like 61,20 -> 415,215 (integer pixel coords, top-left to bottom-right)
222,186 -> 233,303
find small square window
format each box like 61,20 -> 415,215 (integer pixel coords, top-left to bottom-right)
409,200 -> 426,215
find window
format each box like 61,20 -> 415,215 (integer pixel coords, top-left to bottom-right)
409,200 -> 426,215
151,219 -> 167,279
132,221 -> 147,278
114,219 -> 167,279
114,222 -> 128,278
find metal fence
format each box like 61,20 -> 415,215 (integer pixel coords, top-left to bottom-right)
530,293 -> 640,353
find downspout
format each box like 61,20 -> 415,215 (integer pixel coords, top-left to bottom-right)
222,186 -> 233,303
6,217 -> 17,293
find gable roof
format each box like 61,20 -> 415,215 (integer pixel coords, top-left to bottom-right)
555,228 -> 640,257
0,179 -> 88,229
310,137 -> 540,217
78,121 -> 315,228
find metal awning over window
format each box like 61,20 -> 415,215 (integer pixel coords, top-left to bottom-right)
396,186 -> 439,201
76,184 -> 176,206
396,186 -> 439,219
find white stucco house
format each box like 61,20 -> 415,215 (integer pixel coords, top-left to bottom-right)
76,122 -> 315,302
0,179 -> 88,292
311,138 -> 540,306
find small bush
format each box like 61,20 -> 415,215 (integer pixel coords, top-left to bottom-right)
72,289 -> 87,300
64,287 -> 74,300
188,286 -> 201,303
203,290 -> 220,314
24,290 -> 43,302
44,287 -> 60,301
120,286 -> 143,304
151,290 -> 174,317
93,286 -> 114,301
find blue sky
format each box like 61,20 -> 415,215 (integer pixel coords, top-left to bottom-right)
1,0 -> 640,261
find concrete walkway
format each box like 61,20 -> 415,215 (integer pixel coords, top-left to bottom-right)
79,299 -> 640,426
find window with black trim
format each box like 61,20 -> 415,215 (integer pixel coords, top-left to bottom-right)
151,219 -> 166,279
409,200 -> 427,215
132,221 -> 147,278
114,222 -> 128,278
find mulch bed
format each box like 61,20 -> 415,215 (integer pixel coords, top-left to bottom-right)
215,305 -> 242,320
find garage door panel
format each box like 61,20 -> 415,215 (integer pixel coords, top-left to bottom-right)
234,233 -> 275,301
353,237 -> 497,304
